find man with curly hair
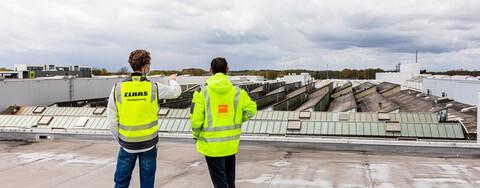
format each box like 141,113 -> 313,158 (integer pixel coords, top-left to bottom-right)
107,49 -> 182,188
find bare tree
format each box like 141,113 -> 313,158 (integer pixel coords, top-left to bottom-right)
117,66 -> 130,75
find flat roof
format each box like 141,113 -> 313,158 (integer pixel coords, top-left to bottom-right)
1,140 -> 479,187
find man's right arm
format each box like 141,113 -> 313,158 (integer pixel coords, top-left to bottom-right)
107,85 -> 119,142
189,89 -> 205,140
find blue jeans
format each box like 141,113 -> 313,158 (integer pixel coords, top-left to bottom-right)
114,147 -> 157,188
205,154 -> 236,188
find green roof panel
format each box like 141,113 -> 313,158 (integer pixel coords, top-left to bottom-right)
430,124 -> 440,138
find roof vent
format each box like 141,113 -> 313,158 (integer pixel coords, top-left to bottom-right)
287,119 -> 301,130
33,106 -> 46,113
385,121 -> 401,132
158,108 -> 170,115
299,111 -> 311,119
338,112 -> 349,121
75,117 -> 90,128
378,112 -> 390,120
93,107 -> 106,114
37,116 -> 53,125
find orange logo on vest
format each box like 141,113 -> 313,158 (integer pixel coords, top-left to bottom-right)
218,105 -> 228,113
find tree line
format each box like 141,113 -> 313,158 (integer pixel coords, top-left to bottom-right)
91,67 -> 480,80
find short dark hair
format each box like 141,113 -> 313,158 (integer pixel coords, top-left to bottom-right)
211,57 -> 228,75
128,49 -> 151,71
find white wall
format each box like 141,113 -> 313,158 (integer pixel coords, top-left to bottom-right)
400,63 -> 420,77
0,75 -> 263,112
423,78 -> 480,106
406,81 -> 422,91
376,63 -> 421,87
0,79 -> 70,111
375,72 -> 412,86
284,73 -> 312,85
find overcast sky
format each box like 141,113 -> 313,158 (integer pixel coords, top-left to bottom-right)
1,0 -> 479,72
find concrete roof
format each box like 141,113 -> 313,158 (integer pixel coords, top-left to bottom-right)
328,93 -> 356,112
250,85 -> 264,93
376,82 -> 400,94
386,90 -> 443,113
356,92 -> 401,113
294,93 -> 328,112
352,82 -> 375,95
406,76 -> 426,83
332,82 -> 352,94
2,140 -> 480,187
265,86 -> 284,96
394,89 -> 477,132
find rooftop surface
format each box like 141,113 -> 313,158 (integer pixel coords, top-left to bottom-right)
1,140 -> 480,188
352,82 -> 376,94
331,82 -> 352,94
394,89 -> 478,132
294,93 -> 327,112
356,92 -> 401,113
376,82 -> 400,94
328,92 -> 356,112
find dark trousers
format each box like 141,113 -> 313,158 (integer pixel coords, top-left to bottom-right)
114,147 -> 157,188
205,154 -> 236,188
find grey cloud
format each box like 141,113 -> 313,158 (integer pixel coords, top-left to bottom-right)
0,0 -> 479,72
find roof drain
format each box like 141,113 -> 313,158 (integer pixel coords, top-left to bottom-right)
37,135 -> 52,140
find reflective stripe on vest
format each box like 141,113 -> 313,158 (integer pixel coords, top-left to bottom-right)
119,120 -> 158,131
195,86 -> 241,143
118,131 -> 158,142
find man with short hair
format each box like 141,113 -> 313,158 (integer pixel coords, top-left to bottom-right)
190,57 -> 257,188
107,49 -> 182,188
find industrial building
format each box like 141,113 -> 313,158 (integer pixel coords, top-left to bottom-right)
14,64 -> 93,72
1,73 -> 479,187
1,73 -> 477,141
376,62 -> 420,87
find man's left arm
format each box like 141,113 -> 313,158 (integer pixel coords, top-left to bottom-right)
156,80 -> 182,99
240,90 -> 257,122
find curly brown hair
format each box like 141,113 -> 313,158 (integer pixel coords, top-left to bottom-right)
128,49 -> 151,71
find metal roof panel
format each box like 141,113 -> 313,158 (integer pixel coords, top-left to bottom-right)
356,122 -> 364,136
430,124 -> 440,137
422,124 -> 432,137
350,122 -> 357,136
415,124 -> 424,137
378,122 -> 386,136
371,123 -> 379,136
407,124 -> 415,137
444,124 -> 455,138
437,124 -> 447,138
452,124 -> 464,139
327,122 -> 335,135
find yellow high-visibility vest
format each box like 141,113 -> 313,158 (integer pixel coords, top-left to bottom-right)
114,75 -> 158,150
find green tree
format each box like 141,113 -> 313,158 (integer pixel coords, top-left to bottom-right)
266,70 -> 278,80
0,67 -> 13,71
